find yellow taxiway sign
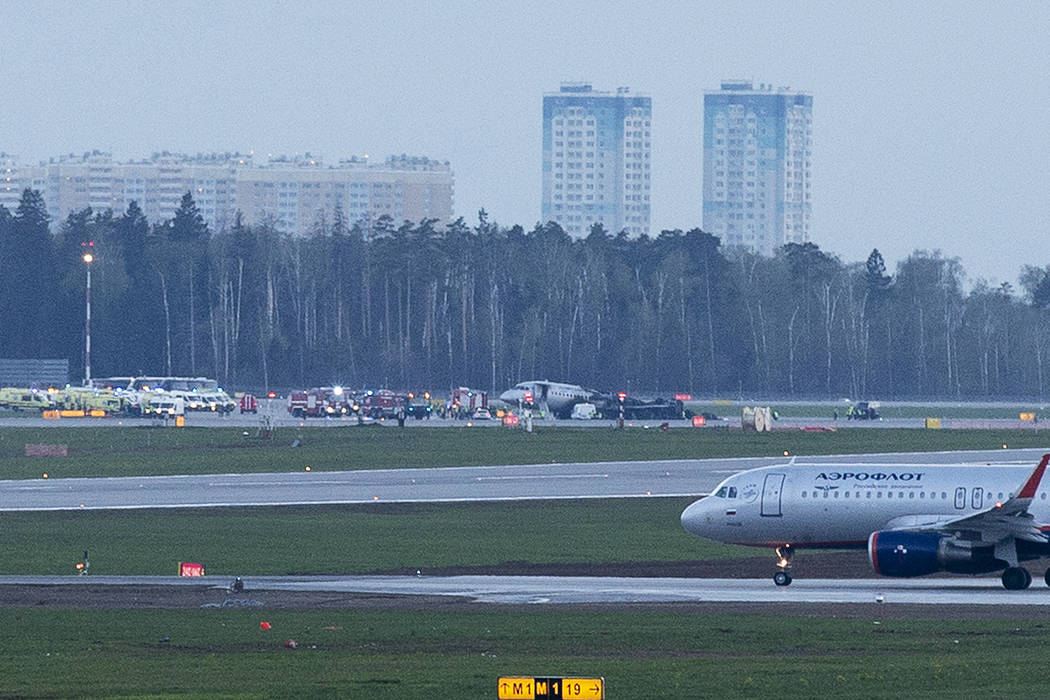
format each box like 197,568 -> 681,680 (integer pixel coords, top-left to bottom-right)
497,676 -> 604,699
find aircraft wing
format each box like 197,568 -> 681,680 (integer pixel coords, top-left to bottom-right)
901,454 -> 1050,544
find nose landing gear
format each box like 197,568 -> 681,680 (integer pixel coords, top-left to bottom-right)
773,545 -> 793,586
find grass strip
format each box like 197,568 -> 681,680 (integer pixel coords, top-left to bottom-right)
0,498 -> 752,575
1,608 -> 1048,698
1,426 -> 1048,479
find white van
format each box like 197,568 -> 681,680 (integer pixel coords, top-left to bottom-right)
143,396 -> 185,417
571,402 -> 597,420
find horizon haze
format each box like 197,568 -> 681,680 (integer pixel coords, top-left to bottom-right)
3,1 -> 1048,288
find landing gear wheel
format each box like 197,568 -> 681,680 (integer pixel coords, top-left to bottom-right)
773,544 -> 794,586
1043,568 -> 1050,588
1002,566 -> 1032,590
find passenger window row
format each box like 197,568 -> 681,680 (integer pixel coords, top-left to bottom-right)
797,488 -> 1025,507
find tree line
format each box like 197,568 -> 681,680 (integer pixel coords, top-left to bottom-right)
2,187 -> 1049,399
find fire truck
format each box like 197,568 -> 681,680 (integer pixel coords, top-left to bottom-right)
358,389 -> 408,419
451,387 -> 487,411
287,387 -> 349,418
239,394 -> 258,414
448,387 -> 487,418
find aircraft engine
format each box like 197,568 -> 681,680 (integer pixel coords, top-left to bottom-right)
868,531 -> 999,577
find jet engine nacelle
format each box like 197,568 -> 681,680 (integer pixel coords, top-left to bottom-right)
868,531 -> 1000,577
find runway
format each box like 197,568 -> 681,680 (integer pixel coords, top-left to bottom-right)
0,459 -> 721,510
246,574 -> 1050,605
5,449 -> 1050,607
1,448 -> 1047,511
3,573 -> 1049,606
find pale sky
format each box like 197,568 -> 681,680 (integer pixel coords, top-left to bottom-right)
3,1 -> 1048,287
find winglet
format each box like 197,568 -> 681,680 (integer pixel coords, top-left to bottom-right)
1017,453 -> 1050,499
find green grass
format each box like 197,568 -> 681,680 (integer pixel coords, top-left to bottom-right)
0,498 -> 753,575
1,608 -> 1049,698
1,425 -> 1049,480
5,424 -> 1050,697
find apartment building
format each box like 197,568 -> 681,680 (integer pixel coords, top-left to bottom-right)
0,151 -> 454,234
702,80 -> 812,255
542,82 -> 651,238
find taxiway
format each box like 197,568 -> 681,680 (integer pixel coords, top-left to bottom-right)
2,573 -> 1049,606
1,448 -> 1047,511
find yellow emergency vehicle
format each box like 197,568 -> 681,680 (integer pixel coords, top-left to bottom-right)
0,387 -> 54,412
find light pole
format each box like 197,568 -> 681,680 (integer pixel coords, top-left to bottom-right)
82,243 -> 94,387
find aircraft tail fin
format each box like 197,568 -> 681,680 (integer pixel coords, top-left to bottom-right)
1016,453 -> 1050,500
987,453 -> 1050,516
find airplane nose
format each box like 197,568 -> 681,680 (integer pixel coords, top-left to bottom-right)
681,499 -> 709,537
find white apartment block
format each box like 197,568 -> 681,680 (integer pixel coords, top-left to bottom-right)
0,154 -> 48,211
542,83 -> 651,238
0,151 -> 454,234
703,81 -> 812,255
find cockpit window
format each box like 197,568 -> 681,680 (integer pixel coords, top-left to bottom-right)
714,486 -> 728,498
727,487 -> 738,499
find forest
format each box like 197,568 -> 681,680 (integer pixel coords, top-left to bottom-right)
2,188 -> 1049,400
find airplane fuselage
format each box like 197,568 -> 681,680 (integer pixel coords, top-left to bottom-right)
498,380 -> 594,418
683,463 -> 1048,547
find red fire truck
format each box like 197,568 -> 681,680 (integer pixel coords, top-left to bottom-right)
239,394 -> 258,414
358,389 -> 408,419
287,387 -> 349,418
448,387 -> 488,418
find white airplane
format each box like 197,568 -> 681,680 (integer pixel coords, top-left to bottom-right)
681,454 -> 1050,590
498,380 -> 597,418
